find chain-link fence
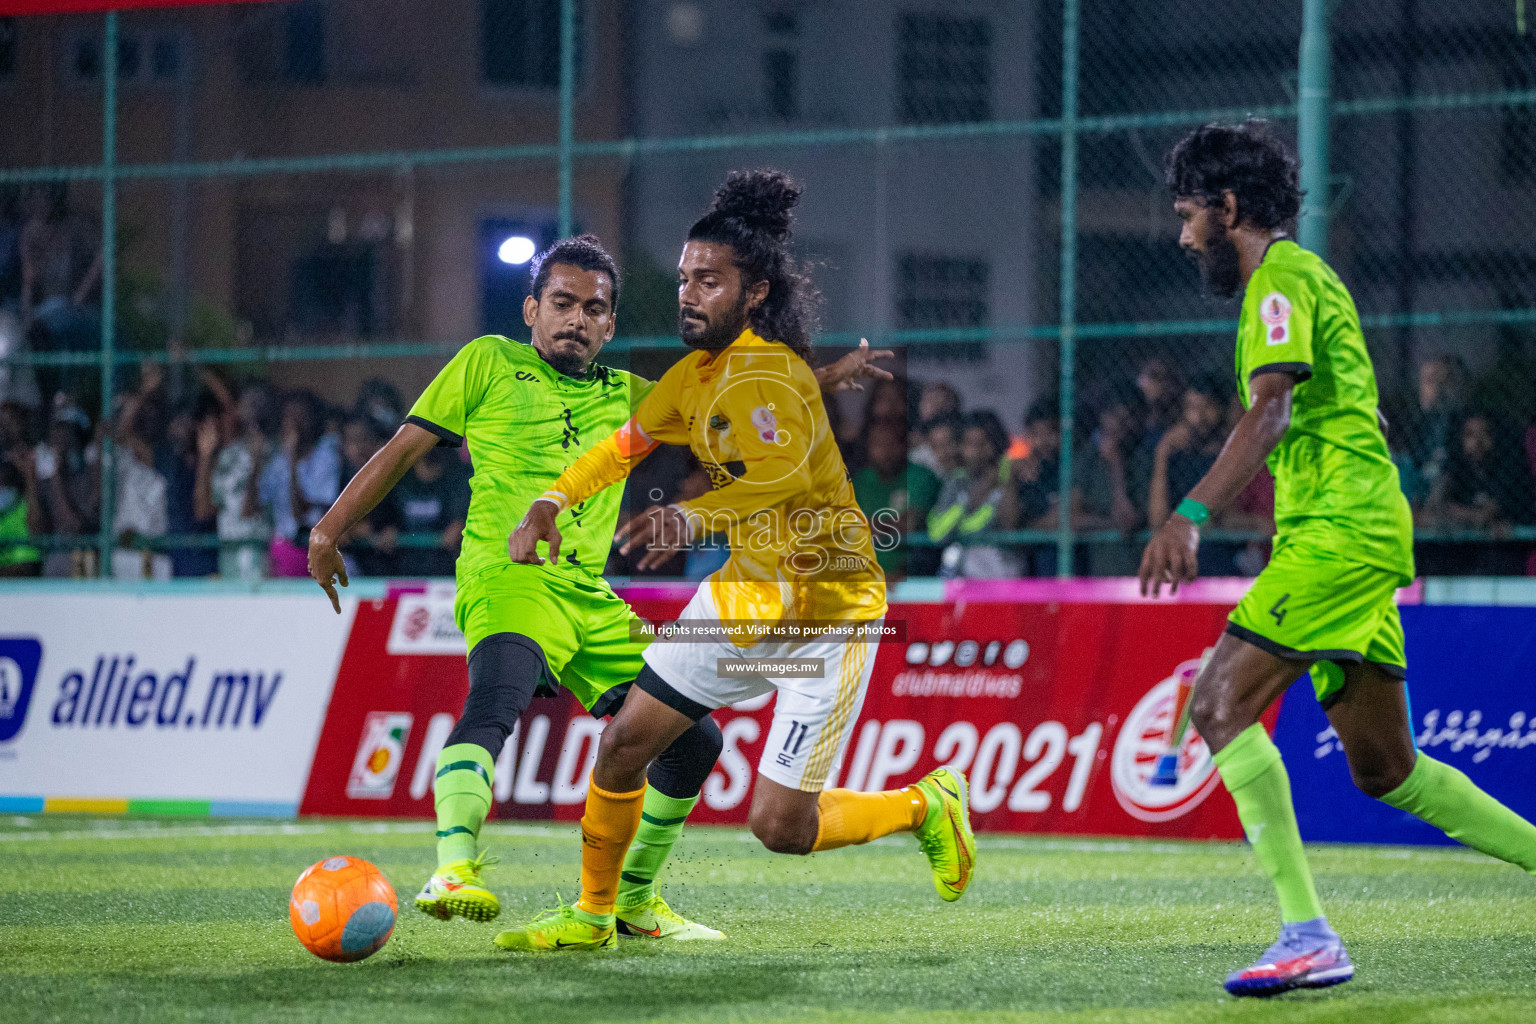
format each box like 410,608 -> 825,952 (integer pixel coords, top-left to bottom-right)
0,0 -> 1532,581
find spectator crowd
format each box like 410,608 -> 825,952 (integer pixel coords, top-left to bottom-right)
1,183 -> 1533,581
852,360 -> 1277,580
3,351 -> 1536,581
5,346 -> 1536,581
0,363 -> 470,580
834,352 -> 1536,582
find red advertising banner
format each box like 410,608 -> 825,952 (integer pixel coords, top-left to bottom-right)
0,1 -> 289,15
300,588 -> 1280,840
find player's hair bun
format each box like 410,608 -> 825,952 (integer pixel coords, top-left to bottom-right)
687,167 -> 820,361
707,169 -> 801,241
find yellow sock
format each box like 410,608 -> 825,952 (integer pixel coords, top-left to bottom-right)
574,777 -> 646,919
812,786 -> 928,851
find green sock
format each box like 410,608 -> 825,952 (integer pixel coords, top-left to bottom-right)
1212,723 -> 1325,924
1381,754 -> 1536,872
615,789 -> 698,908
571,905 -> 614,928
432,742 -> 494,866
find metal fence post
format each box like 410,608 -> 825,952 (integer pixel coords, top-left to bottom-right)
97,11 -> 119,578
1055,0 -> 1080,578
557,0 -> 576,238
1298,0 -> 1331,256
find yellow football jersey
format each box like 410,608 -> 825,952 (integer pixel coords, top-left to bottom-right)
543,328 -> 886,643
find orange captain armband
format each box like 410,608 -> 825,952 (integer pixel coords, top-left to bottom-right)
615,416 -> 660,460
544,417 -> 659,511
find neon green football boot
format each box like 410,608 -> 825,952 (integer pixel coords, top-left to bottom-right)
493,902 -> 617,952
615,894 -> 725,940
415,850 -> 500,922
912,767 -> 977,902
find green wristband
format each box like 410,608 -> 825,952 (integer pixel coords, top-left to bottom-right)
1174,497 -> 1210,526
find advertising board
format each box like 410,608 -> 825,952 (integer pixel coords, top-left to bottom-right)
0,591 -> 353,815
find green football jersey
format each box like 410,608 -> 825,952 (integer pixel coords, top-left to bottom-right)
406,335 -> 652,581
1235,240 -> 1415,580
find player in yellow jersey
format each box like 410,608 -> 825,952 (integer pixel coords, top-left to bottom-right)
492,170 -> 975,952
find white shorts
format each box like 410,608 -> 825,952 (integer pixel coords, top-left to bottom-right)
641,584 -> 882,792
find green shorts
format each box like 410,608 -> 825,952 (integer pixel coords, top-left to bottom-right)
1226,540 -> 1409,706
454,562 -> 651,712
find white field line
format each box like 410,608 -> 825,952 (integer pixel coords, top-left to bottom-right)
0,819 -> 1492,862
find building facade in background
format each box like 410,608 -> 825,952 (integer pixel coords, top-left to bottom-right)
0,0 -> 626,400
625,0 -> 1042,430
1,0 -> 1532,574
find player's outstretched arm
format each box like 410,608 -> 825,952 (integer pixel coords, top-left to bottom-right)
1139,372 -> 1294,598
815,338 -> 896,393
308,422 -> 440,613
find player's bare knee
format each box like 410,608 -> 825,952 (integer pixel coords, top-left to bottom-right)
749,810 -> 815,855
1346,754 -> 1413,799
1349,764 -> 1408,799
753,825 -> 813,856
595,719 -> 652,781
1190,688 -> 1242,749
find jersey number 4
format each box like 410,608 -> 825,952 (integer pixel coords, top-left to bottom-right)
1269,593 -> 1290,626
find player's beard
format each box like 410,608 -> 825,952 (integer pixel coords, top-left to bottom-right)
542,331 -> 592,377
679,290 -> 749,353
1191,220 -> 1242,299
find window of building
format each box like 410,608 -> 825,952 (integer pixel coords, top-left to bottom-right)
71,36 -> 100,80
895,253 -> 990,328
117,34 -> 141,79
290,243 -> 385,337
764,48 -> 797,119
282,0 -> 327,84
897,13 -> 992,125
0,19 -> 15,82
482,0 -> 583,89
69,29 -> 185,84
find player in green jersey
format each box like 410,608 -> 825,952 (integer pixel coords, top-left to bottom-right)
1140,121 -> 1536,997
305,236 -> 726,938
307,234 -> 889,942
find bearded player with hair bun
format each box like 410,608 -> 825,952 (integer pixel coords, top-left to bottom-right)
498,170 -> 975,952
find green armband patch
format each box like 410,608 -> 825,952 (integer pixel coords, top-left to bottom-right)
1174,497 -> 1210,526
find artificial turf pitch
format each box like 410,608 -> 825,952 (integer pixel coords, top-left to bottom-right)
1,816 -> 1532,1023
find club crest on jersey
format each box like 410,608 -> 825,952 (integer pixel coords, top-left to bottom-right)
751,405 -> 779,443
708,413 -> 731,434
1260,291 -> 1292,345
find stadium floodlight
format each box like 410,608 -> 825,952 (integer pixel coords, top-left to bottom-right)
498,235 -> 536,265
